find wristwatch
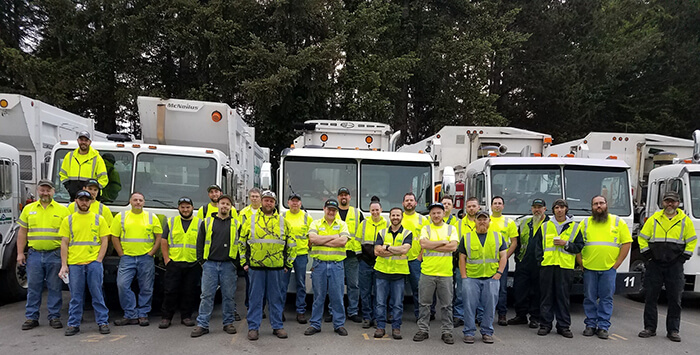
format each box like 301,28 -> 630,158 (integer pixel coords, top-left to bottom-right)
496,270 -> 504,275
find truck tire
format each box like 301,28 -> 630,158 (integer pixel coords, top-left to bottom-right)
0,245 -> 28,303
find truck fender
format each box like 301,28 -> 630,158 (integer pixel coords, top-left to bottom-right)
0,224 -> 19,270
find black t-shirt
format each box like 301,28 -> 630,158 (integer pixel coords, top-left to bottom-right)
374,226 -> 412,281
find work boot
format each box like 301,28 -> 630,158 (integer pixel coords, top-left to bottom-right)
528,319 -> 539,329
638,329 -> 656,338
557,328 -> 573,338
234,311 -> 242,321
64,326 -> 80,336
181,318 -> 196,327
497,315 -> 508,326
596,329 -> 609,339
304,327 -> 321,336
430,313 -> 436,321
296,313 -> 307,324
49,318 -> 63,329
413,331 -> 429,342
391,328 -> 402,340
374,328 -> 386,338
666,332 -> 681,342
223,324 -> 237,334
190,326 -> 209,337
324,313 -> 333,323
482,334 -> 494,344
159,319 -> 171,329
138,317 -> 149,326
99,324 -> 111,334
21,319 -> 39,330
537,327 -> 550,336
273,328 -> 288,339
582,327 -> 596,336
453,318 -> 464,327
114,318 -> 138,326
362,319 -> 371,329
247,329 -> 259,340
334,327 -> 348,336
463,335 -> 475,344
348,314 -> 362,323
442,333 -> 455,344
507,316 -> 528,325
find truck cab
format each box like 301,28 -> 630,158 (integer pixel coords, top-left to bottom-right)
0,142 -> 27,302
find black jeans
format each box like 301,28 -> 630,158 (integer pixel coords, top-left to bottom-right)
644,260 -> 685,333
513,261 -> 540,321
539,265 -> 573,330
161,261 -> 202,320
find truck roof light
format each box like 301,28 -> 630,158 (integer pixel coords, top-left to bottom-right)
0,99 -> 7,108
436,134 -> 441,139
543,137 -> 552,144
488,152 -> 498,157
565,154 -> 574,157
613,137 -> 617,141
549,153 -> 558,157
211,111 -> 222,122
290,144 -> 295,148
337,146 -> 342,149
466,130 -> 471,134
419,150 -> 424,154
618,136 -> 623,141
533,153 -> 542,157
624,137 -> 629,141
60,141 -> 68,145
148,145 -> 157,149
206,149 -> 214,154
320,134 -> 328,142
117,143 -> 125,147
355,147 -> 359,150
132,144 -> 141,148
372,148 -> 378,151
683,159 -> 692,164
607,155 -> 617,159
583,140 -> 588,144
479,130 -> 484,134
365,136 -> 373,144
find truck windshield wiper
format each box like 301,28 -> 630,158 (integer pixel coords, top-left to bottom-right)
151,199 -> 175,208
568,208 -> 591,214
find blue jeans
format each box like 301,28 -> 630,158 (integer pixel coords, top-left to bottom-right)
583,268 -> 616,330
375,277 -> 404,330
496,260 -> 509,316
197,261 -> 237,329
344,256 -> 359,316
358,259 -> 376,320
248,268 -> 284,330
407,259 -> 421,318
283,254 -> 308,314
25,248 -> 63,321
68,261 -> 109,327
310,260 -> 345,330
116,254 -> 155,319
453,267 -> 464,320
463,277 -> 499,336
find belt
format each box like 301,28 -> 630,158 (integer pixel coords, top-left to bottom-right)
29,247 -> 59,253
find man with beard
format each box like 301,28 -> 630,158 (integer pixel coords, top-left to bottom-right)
159,197 -> 202,329
579,195 -> 632,339
356,198 -> 386,328
374,207 -> 412,340
191,194 -> 240,337
508,198 -> 557,329
489,196 -> 519,326
58,190 -> 111,336
402,192 -> 428,319
17,180 -> 70,330
67,179 -> 113,228
535,199 -> 583,338
59,131 -> 108,201
240,190 -> 294,340
637,191 -> 696,342
111,192 -> 163,327
197,184 -> 236,220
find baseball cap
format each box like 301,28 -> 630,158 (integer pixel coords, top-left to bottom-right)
337,187 -> 350,195
663,191 -> 680,202
37,179 -> 54,189
531,198 -> 546,207
207,184 -> 221,192
324,199 -> 340,210
218,194 -> 233,204
261,190 -> 277,201
428,202 -> 445,211
288,192 -> 302,201
78,131 -> 91,140
178,197 -> 193,206
475,210 -> 490,219
85,179 -> 100,188
552,199 -> 568,208
76,190 -> 93,200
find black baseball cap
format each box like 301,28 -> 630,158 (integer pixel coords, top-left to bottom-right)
663,191 -> 680,202
475,210 -> 490,219
532,198 -> 546,207
324,199 -> 340,210
218,194 -> 233,204
76,190 -> 93,200
178,197 -> 193,206
85,179 -> 100,188
288,192 -> 302,201
428,202 -> 445,211
337,187 -> 351,195
207,184 -> 221,192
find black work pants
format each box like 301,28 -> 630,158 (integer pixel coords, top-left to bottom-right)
161,261 -> 202,320
513,261 -> 540,321
539,265 -> 573,330
644,260 -> 685,333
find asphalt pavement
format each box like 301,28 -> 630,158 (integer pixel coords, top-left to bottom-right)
1,279 -> 699,355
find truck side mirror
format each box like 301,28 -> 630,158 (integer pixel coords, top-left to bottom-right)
442,166 -> 456,199
260,162 -> 272,190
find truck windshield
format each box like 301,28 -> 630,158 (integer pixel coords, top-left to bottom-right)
564,166 -> 631,216
52,148 -> 133,206
282,158 -> 357,210
135,153 -> 217,209
491,166 -> 562,215
690,173 -> 700,218
360,161 -> 431,214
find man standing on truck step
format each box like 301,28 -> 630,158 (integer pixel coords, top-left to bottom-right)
197,184 -> 233,220
240,190 -> 294,340
373,207 -> 412,340
304,199 -> 350,337
59,131 -> 108,201
333,187 -> 363,324
58,190 -> 111,336
159,197 -> 202,329
356,197 -> 386,328
637,191 -> 696,342
536,199 -> 583,338
191,194 -> 240,337
67,179 -> 114,228
457,197 -> 478,326
282,193 -> 313,324
413,202 -> 459,344
402,192 -> 428,320
16,179 -> 70,331
508,198 -> 554,329
489,196 -> 519,326
111,192 -> 163,327
578,195 -> 632,339
458,211 -> 507,344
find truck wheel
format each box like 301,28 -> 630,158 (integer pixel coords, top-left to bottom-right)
0,246 -> 28,303
627,258 -> 646,302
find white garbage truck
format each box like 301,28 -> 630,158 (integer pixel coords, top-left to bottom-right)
0,142 -> 26,302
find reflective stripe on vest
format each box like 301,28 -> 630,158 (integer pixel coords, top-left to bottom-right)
465,231 -> 500,264
582,216 -> 621,248
282,210 -> 310,240
168,217 -> 197,249
67,214 -> 101,246
121,211 -> 155,243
